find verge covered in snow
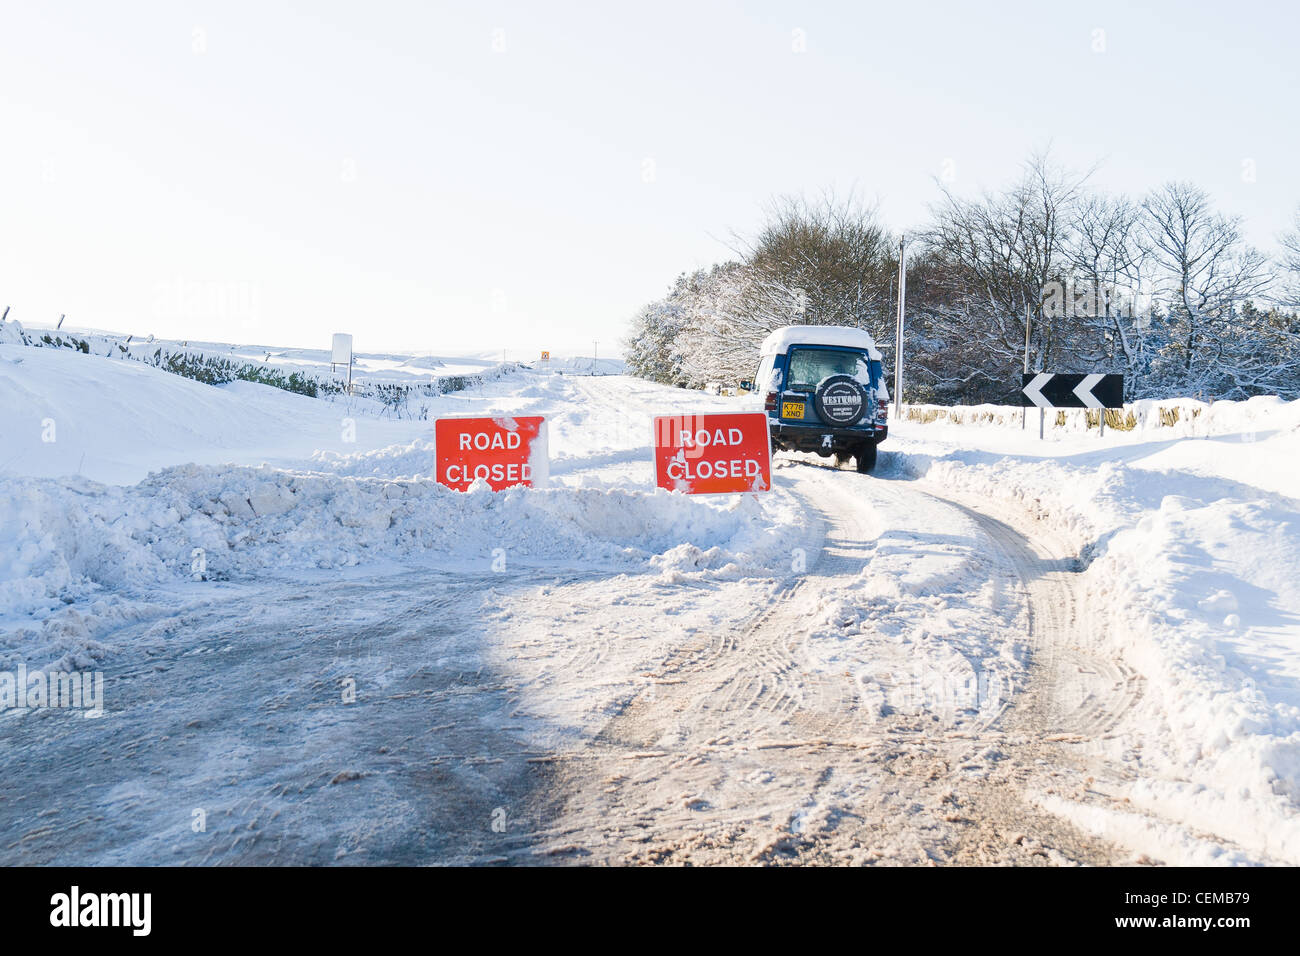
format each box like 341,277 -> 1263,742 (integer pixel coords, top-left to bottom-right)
886,399 -> 1300,864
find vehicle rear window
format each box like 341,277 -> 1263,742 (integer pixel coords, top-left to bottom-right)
785,348 -> 872,391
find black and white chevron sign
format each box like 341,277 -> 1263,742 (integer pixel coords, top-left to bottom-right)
1020,373 -> 1124,409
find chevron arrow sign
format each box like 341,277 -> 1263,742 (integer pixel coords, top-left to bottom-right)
1020,372 -> 1124,409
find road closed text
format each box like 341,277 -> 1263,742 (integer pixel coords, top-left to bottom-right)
443,461 -> 533,485
435,416 -> 546,492
654,412 -> 771,494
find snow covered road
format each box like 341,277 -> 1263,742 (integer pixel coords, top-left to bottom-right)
2,345 -> 1299,865
521,466 -> 1128,865
0,450 -> 1130,865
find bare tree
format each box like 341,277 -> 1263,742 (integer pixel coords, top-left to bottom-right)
1063,193 -> 1156,388
922,151 -> 1090,382
1279,204 -> 1300,309
1141,181 -> 1270,391
737,192 -> 895,339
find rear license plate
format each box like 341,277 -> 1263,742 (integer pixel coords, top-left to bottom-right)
781,401 -> 805,419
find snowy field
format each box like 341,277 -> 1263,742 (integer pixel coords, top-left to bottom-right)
1,335 -> 1298,865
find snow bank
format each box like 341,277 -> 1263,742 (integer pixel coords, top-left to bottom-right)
887,421 -> 1300,863
0,319 -> 27,346
0,343 -> 438,484
903,395 -> 1300,439
1089,494 -> 1300,861
0,461 -> 803,668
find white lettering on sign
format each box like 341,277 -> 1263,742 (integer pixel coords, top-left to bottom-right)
666,456 -> 762,482
652,411 -> 771,495
445,462 -> 533,484
435,415 -> 546,492
678,427 -> 745,448
457,431 -> 523,451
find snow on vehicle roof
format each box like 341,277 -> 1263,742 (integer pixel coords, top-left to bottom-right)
759,325 -> 882,360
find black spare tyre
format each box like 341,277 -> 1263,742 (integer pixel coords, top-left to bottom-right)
813,374 -> 869,427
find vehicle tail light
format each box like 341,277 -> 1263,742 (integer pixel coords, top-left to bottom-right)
764,391 -> 778,411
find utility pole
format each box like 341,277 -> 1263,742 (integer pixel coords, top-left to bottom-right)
1024,304 -> 1032,373
1022,303 -> 1031,430
893,236 -> 907,418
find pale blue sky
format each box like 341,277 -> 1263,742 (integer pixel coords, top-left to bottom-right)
1,1 -> 1296,357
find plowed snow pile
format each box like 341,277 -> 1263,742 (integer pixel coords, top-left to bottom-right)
0,341 -> 801,670
890,403 -> 1300,863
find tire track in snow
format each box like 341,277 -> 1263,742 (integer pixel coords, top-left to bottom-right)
529,459 -> 1135,864
930,489 -> 1146,743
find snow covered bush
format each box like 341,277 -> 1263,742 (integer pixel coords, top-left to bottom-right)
628,156 -> 1300,404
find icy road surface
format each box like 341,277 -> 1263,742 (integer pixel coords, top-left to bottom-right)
0,459 -> 1124,865
2,354 -> 1298,865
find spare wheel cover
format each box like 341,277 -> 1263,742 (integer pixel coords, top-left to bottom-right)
813,374 -> 868,426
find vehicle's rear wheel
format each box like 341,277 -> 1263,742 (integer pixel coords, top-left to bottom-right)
855,441 -> 877,473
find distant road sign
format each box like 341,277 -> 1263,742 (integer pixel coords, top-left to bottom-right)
1020,373 -> 1123,409
540,350 -> 550,361
653,412 -> 771,494
331,333 -> 353,366
435,416 -> 547,491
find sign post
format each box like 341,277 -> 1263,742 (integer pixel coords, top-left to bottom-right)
434,416 -> 547,491
1022,304 -> 1031,431
653,412 -> 771,494
893,236 -> 907,419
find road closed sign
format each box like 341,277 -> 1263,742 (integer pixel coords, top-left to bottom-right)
435,416 -> 547,492
653,412 -> 771,494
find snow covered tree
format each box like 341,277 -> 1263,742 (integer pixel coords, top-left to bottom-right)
1060,193 -> 1164,398
920,152 -> 1089,398
1140,181 -> 1272,397
627,158 -> 1300,403
740,193 -> 896,340
623,288 -> 692,386
1279,204 -> 1300,310
672,264 -> 813,387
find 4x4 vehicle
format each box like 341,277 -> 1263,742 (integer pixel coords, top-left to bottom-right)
745,326 -> 889,473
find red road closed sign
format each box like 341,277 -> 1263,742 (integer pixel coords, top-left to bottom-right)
653,411 -> 771,494
435,416 -> 547,492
